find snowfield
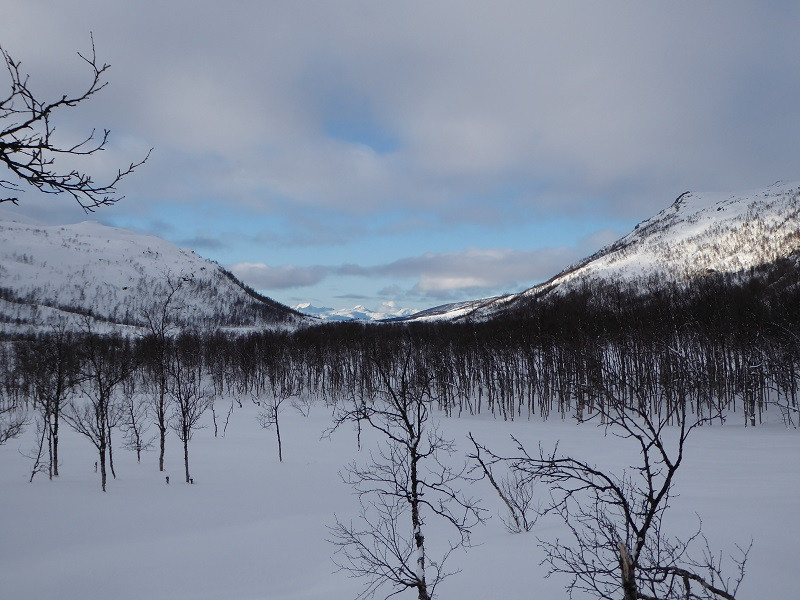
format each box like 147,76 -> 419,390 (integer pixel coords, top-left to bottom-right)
0,400 -> 797,599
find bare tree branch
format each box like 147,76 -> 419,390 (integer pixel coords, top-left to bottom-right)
0,34 -> 150,211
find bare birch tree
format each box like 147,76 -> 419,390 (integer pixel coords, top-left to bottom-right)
256,357 -> 300,463
120,375 -> 155,463
330,354 -> 484,600
167,337 -> 210,484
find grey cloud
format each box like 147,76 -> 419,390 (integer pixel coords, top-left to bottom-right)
177,235 -> 227,251
229,263 -> 329,290
251,211 -> 369,248
5,1 -> 800,227
376,248 -> 582,292
376,285 -> 407,299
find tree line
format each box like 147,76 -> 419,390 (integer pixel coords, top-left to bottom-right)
0,261 -> 797,493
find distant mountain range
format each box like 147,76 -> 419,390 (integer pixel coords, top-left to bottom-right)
292,302 -> 418,322
405,181 -> 800,321
0,212 -> 306,334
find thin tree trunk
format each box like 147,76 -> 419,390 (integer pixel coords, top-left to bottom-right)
183,436 -> 190,483
618,542 -> 637,600
52,375 -> 64,478
52,406 -> 60,477
107,429 -> 117,479
29,415 -> 48,483
99,442 -> 107,492
47,417 -> 53,480
410,454 -> 430,600
159,421 -> 166,471
158,373 -> 167,471
275,413 -> 282,462
413,519 -> 429,600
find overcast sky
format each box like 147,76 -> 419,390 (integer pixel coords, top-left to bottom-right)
3,1 -> 800,311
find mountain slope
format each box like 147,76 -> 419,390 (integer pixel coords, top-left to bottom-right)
408,181 -> 800,321
0,215 -> 307,334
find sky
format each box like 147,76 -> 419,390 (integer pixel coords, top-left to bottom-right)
3,1 -> 800,313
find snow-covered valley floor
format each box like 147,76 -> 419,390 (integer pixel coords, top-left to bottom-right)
1,401 -> 797,599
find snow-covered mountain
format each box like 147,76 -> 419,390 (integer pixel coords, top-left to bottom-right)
293,302 -> 418,322
407,181 -> 800,321
0,213 -> 307,334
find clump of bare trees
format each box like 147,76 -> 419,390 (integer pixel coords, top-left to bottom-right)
17,324 -> 78,480
139,274 -> 191,472
63,326 -> 134,491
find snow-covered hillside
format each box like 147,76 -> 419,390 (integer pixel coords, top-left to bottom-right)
410,181 -> 800,321
0,214 -> 306,333
293,301 -> 418,322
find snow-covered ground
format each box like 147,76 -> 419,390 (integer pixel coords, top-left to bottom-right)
0,401 -> 796,599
